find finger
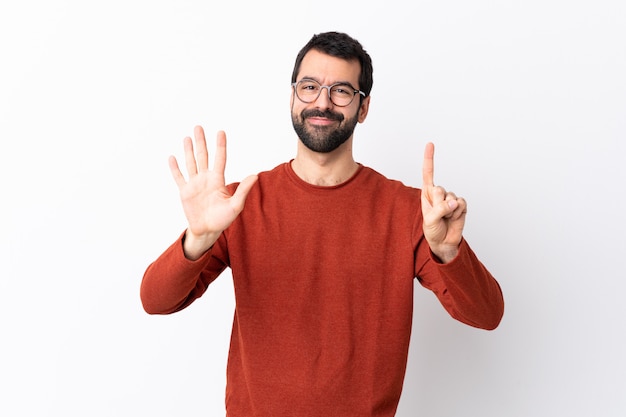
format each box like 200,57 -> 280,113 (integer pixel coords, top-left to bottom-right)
444,191 -> 457,200
212,130 -> 227,175
432,185 -> 447,205
426,188 -> 460,221
422,185 -> 445,210
230,174 -> 259,212
449,197 -> 467,220
168,155 -> 187,188
442,191 -> 457,219
442,194 -> 468,221
194,125 -> 209,172
422,142 -> 435,205
422,142 -> 435,188
183,136 -> 198,177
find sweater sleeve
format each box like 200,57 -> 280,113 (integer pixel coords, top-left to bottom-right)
140,232 -> 229,315
415,237 -> 505,330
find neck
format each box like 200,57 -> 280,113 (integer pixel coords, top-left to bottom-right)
291,140 -> 359,186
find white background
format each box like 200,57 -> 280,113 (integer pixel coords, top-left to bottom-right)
1,1 -> 625,416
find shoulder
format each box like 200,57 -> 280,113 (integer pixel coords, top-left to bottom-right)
359,165 -> 421,198
227,162 -> 289,193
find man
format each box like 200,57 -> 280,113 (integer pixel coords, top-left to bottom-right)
141,31 -> 504,417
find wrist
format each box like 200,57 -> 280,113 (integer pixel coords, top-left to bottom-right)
182,230 -> 220,260
430,244 -> 460,264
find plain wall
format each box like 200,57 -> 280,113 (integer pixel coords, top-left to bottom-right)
1,1 -> 625,416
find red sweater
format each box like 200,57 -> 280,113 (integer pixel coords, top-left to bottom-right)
141,162 -> 504,417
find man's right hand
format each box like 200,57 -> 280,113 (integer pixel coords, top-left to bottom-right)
168,126 -> 258,260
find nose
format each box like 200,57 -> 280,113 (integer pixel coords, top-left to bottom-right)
314,85 -> 334,109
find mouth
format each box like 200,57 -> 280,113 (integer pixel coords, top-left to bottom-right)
305,116 -> 338,127
302,110 -> 343,127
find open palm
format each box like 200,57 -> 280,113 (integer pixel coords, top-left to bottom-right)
169,126 -> 258,258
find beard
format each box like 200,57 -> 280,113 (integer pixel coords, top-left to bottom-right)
291,107 -> 359,153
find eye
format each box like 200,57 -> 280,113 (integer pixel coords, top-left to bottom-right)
298,80 -> 320,92
331,85 -> 353,97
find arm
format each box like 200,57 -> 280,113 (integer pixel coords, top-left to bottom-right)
140,126 -> 257,313
416,236 -> 504,330
418,142 -> 503,329
140,233 -> 227,314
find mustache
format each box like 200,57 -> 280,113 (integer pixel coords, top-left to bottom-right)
301,109 -> 344,122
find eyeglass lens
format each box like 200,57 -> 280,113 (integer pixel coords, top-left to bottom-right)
294,80 -> 358,107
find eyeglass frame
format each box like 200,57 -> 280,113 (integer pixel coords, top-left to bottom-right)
291,79 -> 366,107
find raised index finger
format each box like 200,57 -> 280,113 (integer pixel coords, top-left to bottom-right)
422,142 -> 435,187
421,142 -> 435,205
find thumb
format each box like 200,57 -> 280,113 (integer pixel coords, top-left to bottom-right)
231,175 -> 259,212
426,198 -> 458,224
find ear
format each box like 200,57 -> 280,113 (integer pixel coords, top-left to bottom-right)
357,95 -> 370,123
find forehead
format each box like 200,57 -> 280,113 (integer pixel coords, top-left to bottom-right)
297,49 -> 361,86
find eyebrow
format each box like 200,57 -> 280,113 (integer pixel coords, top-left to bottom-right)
298,76 -> 358,90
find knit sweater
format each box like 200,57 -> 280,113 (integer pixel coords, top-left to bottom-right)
140,162 -> 504,417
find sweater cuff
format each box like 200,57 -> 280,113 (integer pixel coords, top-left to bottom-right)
172,230 -> 214,269
429,238 -> 467,265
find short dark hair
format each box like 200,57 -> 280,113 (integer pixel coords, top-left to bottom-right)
291,31 -> 373,98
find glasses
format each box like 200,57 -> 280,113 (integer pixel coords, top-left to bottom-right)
292,79 -> 366,107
